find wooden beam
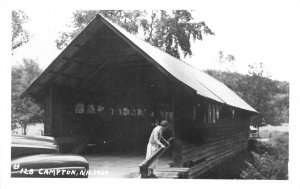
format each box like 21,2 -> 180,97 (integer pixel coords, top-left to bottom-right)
46,55 -> 84,86
172,83 -> 184,167
89,49 -> 138,58
86,31 -> 98,36
62,56 -> 72,61
58,57 -> 90,84
47,71 -> 57,75
58,73 -> 85,81
74,44 -> 84,49
44,87 -> 53,136
94,36 -> 119,39
75,57 -> 110,89
83,59 -> 123,91
92,58 -> 141,85
76,54 -> 145,90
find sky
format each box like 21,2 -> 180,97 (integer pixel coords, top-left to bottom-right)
11,0 -> 300,82
186,0 -> 300,81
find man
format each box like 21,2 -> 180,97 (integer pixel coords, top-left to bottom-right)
146,120 -> 170,177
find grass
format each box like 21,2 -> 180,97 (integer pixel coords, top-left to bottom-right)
258,125 -> 289,138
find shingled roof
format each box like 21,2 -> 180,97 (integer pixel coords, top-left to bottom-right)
21,14 -> 257,113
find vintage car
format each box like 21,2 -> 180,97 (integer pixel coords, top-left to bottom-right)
249,125 -> 260,138
11,134 -> 89,178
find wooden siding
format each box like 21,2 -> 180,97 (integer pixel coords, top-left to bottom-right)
179,121 -> 250,178
43,87 -> 53,136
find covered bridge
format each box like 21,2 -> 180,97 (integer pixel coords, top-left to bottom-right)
21,14 -> 257,178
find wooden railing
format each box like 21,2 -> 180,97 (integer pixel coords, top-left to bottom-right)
139,137 -> 173,178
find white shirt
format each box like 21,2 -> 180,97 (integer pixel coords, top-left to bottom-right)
148,126 -> 166,148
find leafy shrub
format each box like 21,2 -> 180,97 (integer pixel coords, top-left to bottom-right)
240,133 -> 288,179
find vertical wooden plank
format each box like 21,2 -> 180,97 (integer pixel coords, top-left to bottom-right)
134,70 -> 139,154
172,83 -> 183,166
46,86 -> 66,137
44,87 -> 53,136
56,89 -> 65,137
50,86 -> 62,137
171,83 -> 176,140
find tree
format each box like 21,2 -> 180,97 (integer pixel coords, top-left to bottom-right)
55,10 -> 214,59
246,63 -> 275,126
11,59 -> 43,133
218,50 -> 236,72
205,62 -> 289,126
56,10 -> 142,50
12,10 -> 31,52
140,10 -> 214,58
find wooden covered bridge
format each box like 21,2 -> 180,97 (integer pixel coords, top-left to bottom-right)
21,14 -> 257,178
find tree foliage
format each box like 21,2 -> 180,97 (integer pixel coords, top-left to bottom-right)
241,133 -> 289,179
205,63 -> 289,126
140,10 -> 214,58
12,10 -> 31,52
218,50 -> 236,72
11,59 -> 43,132
55,10 -> 214,59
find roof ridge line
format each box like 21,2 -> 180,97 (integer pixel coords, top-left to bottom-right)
98,13 -> 204,73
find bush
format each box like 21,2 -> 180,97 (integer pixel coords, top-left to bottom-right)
240,133 -> 288,179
